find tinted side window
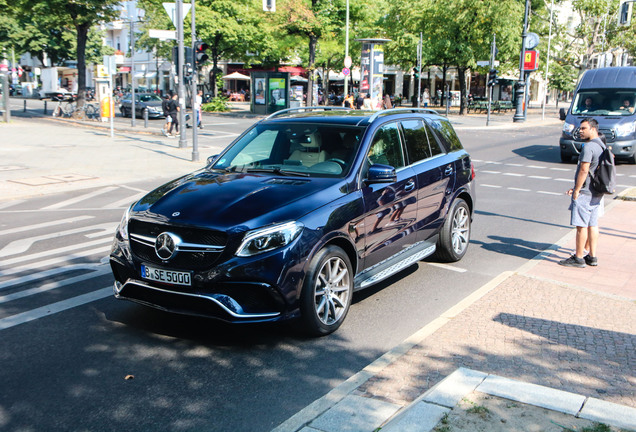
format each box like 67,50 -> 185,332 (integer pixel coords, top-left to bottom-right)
368,123 -> 405,168
426,119 -> 463,152
401,120 -> 431,163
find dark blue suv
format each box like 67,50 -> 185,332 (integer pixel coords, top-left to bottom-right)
110,107 -> 475,336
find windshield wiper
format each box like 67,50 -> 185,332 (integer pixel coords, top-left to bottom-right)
246,167 -> 310,177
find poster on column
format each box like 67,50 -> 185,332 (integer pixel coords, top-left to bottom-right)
371,45 -> 384,110
360,43 -> 371,94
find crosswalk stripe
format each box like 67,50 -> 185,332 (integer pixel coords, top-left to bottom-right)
0,242 -> 111,272
42,186 -> 118,210
0,287 -> 112,331
0,200 -> 26,210
0,216 -> 94,237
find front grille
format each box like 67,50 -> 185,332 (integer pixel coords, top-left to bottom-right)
128,219 -> 227,270
573,127 -> 616,142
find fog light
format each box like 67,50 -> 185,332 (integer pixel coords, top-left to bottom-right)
623,146 -> 632,152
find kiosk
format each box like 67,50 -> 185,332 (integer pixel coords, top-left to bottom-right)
251,72 -> 290,115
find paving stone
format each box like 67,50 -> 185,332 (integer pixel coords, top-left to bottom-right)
579,397 -> 636,431
309,394 -> 401,432
381,401 -> 449,432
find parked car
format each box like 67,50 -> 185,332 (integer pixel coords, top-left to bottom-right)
43,89 -> 76,101
119,93 -> 164,118
110,107 -> 476,336
559,66 -> 636,164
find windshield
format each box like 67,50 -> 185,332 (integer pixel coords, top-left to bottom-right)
211,123 -> 365,177
572,89 -> 636,116
139,94 -> 162,102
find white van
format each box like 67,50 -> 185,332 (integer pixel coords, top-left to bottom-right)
559,67 -> 636,163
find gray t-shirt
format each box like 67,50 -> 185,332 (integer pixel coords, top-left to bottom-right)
575,137 -> 604,195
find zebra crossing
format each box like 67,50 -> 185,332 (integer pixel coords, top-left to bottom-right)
473,159 -> 636,195
0,184 -> 151,331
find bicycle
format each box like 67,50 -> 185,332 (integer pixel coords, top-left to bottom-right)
52,101 -> 100,120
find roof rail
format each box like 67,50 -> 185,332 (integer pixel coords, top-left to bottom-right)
264,106 -> 352,120
366,107 -> 440,123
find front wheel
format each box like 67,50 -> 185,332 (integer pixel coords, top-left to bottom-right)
300,245 -> 353,337
435,198 -> 471,262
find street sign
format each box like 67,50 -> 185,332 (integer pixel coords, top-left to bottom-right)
523,50 -> 539,71
344,56 -> 352,68
342,67 -> 350,76
149,29 -> 177,40
162,2 -> 191,28
477,60 -> 500,67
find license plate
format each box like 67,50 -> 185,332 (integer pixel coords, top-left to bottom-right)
141,264 -> 191,286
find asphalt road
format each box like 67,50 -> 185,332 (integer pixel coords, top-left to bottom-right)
1,121 -> 635,432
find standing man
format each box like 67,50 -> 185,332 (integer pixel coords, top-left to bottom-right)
167,93 -> 180,137
196,89 -> 204,129
161,94 -> 171,137
559,118 -> 604,268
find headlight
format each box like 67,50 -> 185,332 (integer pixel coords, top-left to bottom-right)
562,122 -> 575,135
616,121 -> 636,137
117,203 -> 134,241
236,221 -> 303,257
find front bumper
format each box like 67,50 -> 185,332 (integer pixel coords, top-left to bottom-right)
109,235 -> 304,323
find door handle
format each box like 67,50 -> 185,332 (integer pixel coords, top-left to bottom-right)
404,179 -> 416,191
444,165 -> 454,176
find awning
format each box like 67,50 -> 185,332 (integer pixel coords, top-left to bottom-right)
134,72 -> 157,79
290,75 -> 308,82
222,72 -> 250,80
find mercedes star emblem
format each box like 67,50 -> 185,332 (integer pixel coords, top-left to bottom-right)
154,232 -> 180,261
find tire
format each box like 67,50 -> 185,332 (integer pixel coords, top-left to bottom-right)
121,107 -> 129,117
85,104 -> 98,119
435,198 -> 471,263
560,151 -> 572,163
300,245 -> 353,336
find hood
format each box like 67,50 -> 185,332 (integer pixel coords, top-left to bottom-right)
132,170 -> 344,231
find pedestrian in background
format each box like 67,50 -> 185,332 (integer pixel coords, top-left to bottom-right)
422,88 -> 430,107
343,93 -> 354,109
196,89 -> 204,129
383,94 -> 392,109
161,94 -> 171,137
559,118 -> 604,268
167,93 -> 179,137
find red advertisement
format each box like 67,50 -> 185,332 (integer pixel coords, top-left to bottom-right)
523,50 -> 539,71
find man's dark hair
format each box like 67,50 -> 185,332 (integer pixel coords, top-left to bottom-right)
581,117 -> 599,131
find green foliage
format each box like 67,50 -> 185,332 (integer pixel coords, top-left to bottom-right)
202,97 -> 230,112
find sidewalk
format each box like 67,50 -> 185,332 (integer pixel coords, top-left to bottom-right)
273,193 -> 636,432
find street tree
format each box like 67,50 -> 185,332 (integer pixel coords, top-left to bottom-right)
10,0 -> 121,111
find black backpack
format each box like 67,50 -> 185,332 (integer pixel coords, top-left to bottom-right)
589,140 -> 616,195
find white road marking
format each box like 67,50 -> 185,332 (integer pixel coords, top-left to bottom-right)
0,222 -> 115,257
0,287 -> 112,331
42,186 -> 119,210
549,167 -> 571,171
503,173 -> 524,177
0,200 -> 26,210
538,191 -> 563,196
480,184 -> 502,188
0,242 -> 111,272
0,261 -> 107,291
527,165 -> 547,169
0,216 -> 94,236
555,178 -> 573,182
103,192 -> 145,209
508,187 -> 531,192
529,176 -> 551,180
0,267 -> 110,303
481,171 -> 501,174
427,263 -> 467,273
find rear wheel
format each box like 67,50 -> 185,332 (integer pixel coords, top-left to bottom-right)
435,198 -> 471,262
560,151 -> 572,163
300,245 -> 353,336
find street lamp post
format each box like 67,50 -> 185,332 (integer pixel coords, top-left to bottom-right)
344,0 -> 350,97
513,0 -> 531,123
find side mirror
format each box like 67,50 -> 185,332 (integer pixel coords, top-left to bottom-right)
559,108 -> 567,121
366,164 -> 397,184
207,155 -> 219,165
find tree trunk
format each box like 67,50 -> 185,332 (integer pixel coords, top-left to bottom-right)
75,23 -> 89,111
458,67 -> 466,115
441,64 -> 448,107
307,34 -> 317,106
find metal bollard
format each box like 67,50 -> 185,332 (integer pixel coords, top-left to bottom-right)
44,100 -> 47,115
143,108 -> 148,128
23,100 -> 26,112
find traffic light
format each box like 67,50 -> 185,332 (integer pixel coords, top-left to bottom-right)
487,69 -> 498,86
195,40 -> 209,67
413,67 -> 420,79
172,46 -> 194,80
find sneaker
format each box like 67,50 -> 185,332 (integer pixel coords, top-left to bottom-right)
584,255 -> 598,266
161,129 -> 168,137
559,255 -> 586,268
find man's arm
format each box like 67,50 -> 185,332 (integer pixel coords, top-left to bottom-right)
569,161 -> 590,200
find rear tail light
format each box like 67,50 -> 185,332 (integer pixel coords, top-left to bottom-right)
471,163 -> 476,180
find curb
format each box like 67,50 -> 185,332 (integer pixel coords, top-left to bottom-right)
381,368 -> 636,432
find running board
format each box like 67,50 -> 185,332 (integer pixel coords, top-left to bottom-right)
354,242 -> 436,290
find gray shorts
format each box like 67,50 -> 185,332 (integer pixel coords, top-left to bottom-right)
570,193 -> 604,227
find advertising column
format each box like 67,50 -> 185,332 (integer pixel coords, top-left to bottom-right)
356,38 -> 391,110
